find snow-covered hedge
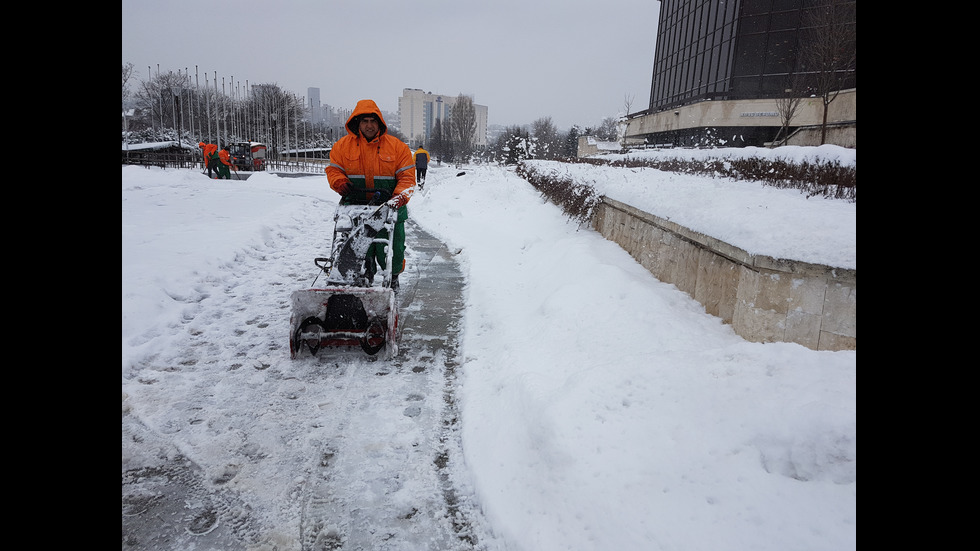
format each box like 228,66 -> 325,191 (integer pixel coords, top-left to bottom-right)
569,155 -> 856,202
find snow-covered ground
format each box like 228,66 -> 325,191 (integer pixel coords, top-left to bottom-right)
122,146 -> 856,550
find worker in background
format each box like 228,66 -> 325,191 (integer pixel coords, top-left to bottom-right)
201,142 -> 219,178
216,145 -> 236,179
413,145 -> 430,189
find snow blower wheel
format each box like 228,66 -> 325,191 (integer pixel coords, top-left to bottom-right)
360,317 -> 387,355
294,316 -> 327,356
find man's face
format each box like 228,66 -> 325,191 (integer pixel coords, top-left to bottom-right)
359,116 -> 380,141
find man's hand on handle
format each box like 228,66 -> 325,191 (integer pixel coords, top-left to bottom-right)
387,193 -> 408,209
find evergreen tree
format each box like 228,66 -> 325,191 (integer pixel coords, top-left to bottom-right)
562,125 -> 582,157
501,126 -> 530,165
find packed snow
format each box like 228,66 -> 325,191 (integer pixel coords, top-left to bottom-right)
122,146 -> 856,551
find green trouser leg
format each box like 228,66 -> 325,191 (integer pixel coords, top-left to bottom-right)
367,219 -> 406,276
391,219 -> 405,275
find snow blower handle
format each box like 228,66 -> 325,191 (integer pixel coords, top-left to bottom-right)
365,189 -> 391,206
366,189 -> 395,218
314,257 -> 332,273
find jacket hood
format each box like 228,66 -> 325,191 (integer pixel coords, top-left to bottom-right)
345,99 -> 388,137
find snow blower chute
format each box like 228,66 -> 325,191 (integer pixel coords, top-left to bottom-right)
290,191 -> 400,359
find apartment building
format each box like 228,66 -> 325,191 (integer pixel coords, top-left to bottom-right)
398,88 -> 488,148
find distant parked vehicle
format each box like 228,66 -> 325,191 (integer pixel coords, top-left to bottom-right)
227,142 -> 267,171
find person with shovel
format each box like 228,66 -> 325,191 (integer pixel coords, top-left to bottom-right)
200,142 -> 219,178
216,144 -> 237,180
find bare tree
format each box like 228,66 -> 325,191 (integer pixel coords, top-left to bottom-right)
772,73 -> 807,147
246,84 -> 305,154
449,94 -> 477,166
596,117 -> 620,141
122,62 -> 135,107
800,0 -> 856,144
135,70 -> 192,135
620,93 -> 634,148
530,117 -> 560,159
430,118 -> 449,164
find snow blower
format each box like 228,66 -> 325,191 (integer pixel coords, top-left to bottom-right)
289,191 -> 401,360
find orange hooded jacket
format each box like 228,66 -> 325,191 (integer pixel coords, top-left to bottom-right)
219,148 -> 233,167
326,99 -> 415,205
201,143 -> 218,166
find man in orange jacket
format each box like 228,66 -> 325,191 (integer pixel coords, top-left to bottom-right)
217,145 -> 236,179
200,142 -> 219,178
326,99 -> 416,289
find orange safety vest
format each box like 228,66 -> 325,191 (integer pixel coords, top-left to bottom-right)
325,99 -> 415,202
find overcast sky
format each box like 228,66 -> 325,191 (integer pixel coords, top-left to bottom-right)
122,0 -> 661,131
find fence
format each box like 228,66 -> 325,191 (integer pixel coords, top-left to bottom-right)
121,150 -> 328,174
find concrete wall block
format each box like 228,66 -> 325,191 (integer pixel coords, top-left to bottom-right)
619,214 -> 635,246
733,301 -> 785,344
648,226 -> 672,281
734,265 -> 762,308
628,218 -> 648,258
717,264 -> 740,323
784,309 -> 822,350
602,212 -> 622,241
670,238 -> 701,295
695,250 -> 739,323
637,227 -> 663,275
733,265 -> 790,344
818,331 -> 856,351
592,207 -> 605,228
660,232 -> 684,286
788,275 -> 827,315
620,215 -> 639,251
822,283 -> 856,338
589,197 -> 855,351
598,206 -> 620,237
753,270 -> 794,315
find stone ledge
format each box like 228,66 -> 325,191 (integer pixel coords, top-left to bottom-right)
593,197 -> 855,351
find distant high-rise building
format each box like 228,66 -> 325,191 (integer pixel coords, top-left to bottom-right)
398,89 -> 488,148
308,87 -> 322,125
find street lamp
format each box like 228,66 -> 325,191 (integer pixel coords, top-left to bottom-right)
123,109 -> 135,160
271,112 -> 278,158
174,86 -> 183,148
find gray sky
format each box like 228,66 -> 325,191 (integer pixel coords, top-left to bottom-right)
122,0 -> 660,131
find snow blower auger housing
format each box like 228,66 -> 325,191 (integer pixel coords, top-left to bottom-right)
290,191 -> 401,360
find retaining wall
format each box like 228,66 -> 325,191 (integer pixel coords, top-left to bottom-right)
592,197 -> 855,351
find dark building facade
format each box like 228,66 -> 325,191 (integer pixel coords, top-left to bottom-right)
639,0 -> 856,147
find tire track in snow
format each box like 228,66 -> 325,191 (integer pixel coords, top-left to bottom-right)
123,184 -> 501,550
296,221 -> 494,550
